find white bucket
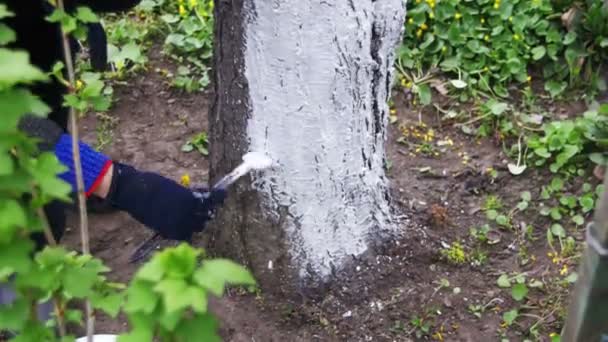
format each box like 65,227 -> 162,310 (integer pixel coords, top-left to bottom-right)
75,335 -> 117,342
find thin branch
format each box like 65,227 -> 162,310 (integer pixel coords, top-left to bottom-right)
36,207 -> 57,246
55,0 -> 94,340
53,298 -> 67,338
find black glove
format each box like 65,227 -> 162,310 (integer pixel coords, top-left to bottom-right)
17,115 -> 63,152
108,163 -> 227,240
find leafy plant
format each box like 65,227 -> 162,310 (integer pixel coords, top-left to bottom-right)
497,273 -> 532,302
399,0 -> 608,102
1,5 -> 256,341
119,244 -> 255,341
527,104 -> 608,172
157,0 -> 214,92
182,131 -> 209,156
440,241 -> 468,264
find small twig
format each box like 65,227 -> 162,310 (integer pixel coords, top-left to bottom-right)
36,207 -> 57,247
455,113 -> 491,127
55,0 -> 94,340
53,298 -> 67,337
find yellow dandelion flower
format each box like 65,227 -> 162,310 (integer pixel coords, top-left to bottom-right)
421,23 -> 428,30
429,12 -> 435,19
408,18 -> 414,24
180,173 -> 191,187
455,12 -> 462,19
416,29 -> 423,38
527,75 -> 532,82
189,0 -> 197,8
75,80 -> 83,90
179,4 -> 187,16
560,265 -> 568,276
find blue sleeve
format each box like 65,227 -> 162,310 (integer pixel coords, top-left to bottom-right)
54,134 -> 113,196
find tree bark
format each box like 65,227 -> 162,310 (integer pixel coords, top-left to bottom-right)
207,0 -> 406,295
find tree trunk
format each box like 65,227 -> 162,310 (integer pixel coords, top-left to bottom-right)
207,0 -> 406,295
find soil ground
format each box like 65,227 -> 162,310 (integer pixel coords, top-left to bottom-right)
62,52 -> 593,341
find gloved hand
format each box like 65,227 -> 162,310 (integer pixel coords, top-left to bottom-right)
108,163 -> 227,240
18,115 -> 114,201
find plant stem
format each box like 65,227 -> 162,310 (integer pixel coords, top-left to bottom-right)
53,298 -> 67,338
55,0 -> 94,340
37,207 -> 57,246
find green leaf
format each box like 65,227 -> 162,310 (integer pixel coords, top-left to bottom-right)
194,259 -> 256,297
30,153 -> 71,201
550,207 -> 562,221
503,309 -> 518,326
417,84 -> 431,106
46,9 -> 77,33
135,258 -> 164,282
0,4 -> 15,19
0,297 -> 29,330
63,266 -> 99,298
0,89 -> 50,131
91,292 -> 124,318
450,80 -> 467,89
550,177 -> 564,191
0,24 -> 16,45
496,215 -> 509,226
486,209 -> 498,220
75,7 -> 99,23
511,283 -> 528,301
531,46 -> 546,60
550,224 -> 566,238
534,147 -> 551,158
0,199 -> 27,233
497,274 -> 511,288
580,195 -> 595,213
64,309 -> 83,324
121,43 -> 143,62
123,280 -> 159,314
529,280 -> 544,288
572,215 -> 584,226
545,80 -> 567,98
489,101 -> 508,116
181,143 -> 194,152
154,279 -> 201,313
158,308 -> 184,332
521,191 -> 532,202
0,153 -> 14,175
175,314 -> 221,342
0,239 -> 33,274
565,272 -> 578,283
117,313 -> 154,342
158,243 -> 200,279
516,201 -> 529,211
563,31 -> 577,45
590,153 -> 608,166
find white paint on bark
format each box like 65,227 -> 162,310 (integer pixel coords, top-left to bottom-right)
243,0 -> 406,279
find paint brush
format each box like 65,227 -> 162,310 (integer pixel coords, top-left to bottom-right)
129,151 -> 273,263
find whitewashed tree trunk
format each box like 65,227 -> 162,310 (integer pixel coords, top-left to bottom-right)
208,0 -> 406,294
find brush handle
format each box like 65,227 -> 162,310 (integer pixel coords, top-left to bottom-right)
212,163 -> 250,190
